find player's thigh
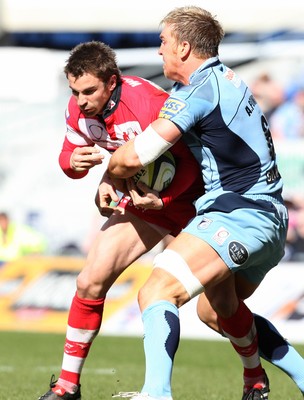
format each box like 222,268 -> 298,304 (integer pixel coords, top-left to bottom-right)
82,210 -> 169,285
138,233 -> 230,310
167,232 -> 231,287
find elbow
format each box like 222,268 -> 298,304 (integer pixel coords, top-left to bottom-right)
62,167 -> 88,179
107,163 -> 124,177
107,163 -> 133,179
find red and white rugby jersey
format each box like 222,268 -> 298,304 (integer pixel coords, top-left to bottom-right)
64,76 -> 168,152
59,75 -> 204,212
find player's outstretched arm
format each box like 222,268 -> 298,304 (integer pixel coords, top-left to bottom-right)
108,120 -> 180,179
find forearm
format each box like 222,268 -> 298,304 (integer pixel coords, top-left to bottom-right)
108,123 -> 174,179
107,139 -> 143,179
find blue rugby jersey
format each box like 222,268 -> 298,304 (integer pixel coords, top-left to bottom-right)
159,57 -> 283,209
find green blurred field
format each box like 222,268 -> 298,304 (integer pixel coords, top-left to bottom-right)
1,331 -> 303,400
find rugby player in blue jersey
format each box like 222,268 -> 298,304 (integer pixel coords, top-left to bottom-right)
108,6 -> 304,400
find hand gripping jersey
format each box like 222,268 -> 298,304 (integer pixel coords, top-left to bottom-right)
158,57 -> 283,212
59,76 -> 204,236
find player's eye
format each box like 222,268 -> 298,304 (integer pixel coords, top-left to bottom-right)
82,88 -> 96,96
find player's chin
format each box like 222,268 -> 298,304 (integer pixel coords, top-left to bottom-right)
82,109 -> 96,117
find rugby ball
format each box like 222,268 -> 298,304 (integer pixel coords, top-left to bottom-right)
133,151 -> 176,192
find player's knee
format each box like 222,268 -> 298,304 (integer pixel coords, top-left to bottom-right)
137,280 -> 157,311
76,271 -> 89,293
197,301 -> 224,335
197,298 -> 219,330
76,270 -> 105,299
153,249 -> 205,299
197,295 -> 215,324
137,267 -> 177,310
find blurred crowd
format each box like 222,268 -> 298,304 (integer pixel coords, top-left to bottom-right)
285,197 -> 304,261
251,72 -> 304,141
0,211 -> 47,266
250,71 -> 304,262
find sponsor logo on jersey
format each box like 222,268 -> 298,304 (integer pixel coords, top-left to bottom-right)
223,68 -> 241,88
198,217 -> 213,229
159,98 -> 186,119
122,128 -> 140,141
228,241 -> 249,265
108,99 -> 116,110
114,121 -> 142,142
88,123 -> 108,140
212,227 -> 230,245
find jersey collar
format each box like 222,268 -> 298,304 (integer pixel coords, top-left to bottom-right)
189,56 -> 221,83
101,80 -> 122,119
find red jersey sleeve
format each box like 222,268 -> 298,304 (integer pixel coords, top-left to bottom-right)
160,140 -> 204,207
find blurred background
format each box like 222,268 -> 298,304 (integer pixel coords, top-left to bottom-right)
0,0 -> 304,339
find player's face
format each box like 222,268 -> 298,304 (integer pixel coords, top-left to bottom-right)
158,24 -> 183,83
68,72 -> 116,117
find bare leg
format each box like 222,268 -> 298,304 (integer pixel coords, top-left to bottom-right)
52,209 -> 169,394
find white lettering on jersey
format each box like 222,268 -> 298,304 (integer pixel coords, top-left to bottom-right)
124,77 -> 142,87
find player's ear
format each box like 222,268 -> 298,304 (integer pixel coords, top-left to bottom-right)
180,41 -> 191,60
108,75 -> 117,91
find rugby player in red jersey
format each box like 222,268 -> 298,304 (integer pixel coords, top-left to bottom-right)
37,41 -> 204,400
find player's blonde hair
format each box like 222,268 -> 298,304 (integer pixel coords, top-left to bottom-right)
160,6 -> 224,58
